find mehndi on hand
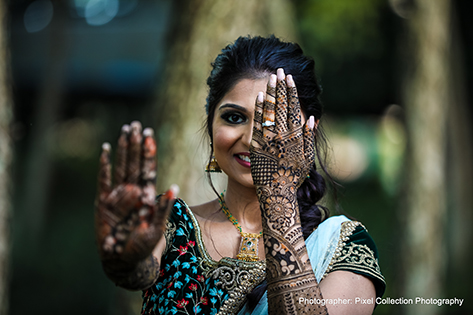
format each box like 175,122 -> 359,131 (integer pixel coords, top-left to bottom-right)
250,71 -> 315,192
95,121 -> 175,270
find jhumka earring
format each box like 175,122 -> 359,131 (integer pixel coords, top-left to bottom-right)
205,143 -> 222,173
205,155 -> 222,173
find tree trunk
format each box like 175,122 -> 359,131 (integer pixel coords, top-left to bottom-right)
0,0 -> 11,313
19,0 -> 69,244
445,1 -> 473,309
155,0 -> 297,204
401,1 -> 451,314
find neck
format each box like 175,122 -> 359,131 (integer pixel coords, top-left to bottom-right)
223,178 -> 261,232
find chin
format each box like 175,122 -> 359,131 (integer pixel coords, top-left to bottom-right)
239,175 -> 255,188
229,173 -> 255,189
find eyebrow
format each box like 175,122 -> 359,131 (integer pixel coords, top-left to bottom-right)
218,103 -> 249,113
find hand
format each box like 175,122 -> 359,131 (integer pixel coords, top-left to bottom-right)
250,68 -> 316,191
95,121 -> 176,265
250,71 -> 327,315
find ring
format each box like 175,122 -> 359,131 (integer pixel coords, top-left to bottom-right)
262,120 -> 275,127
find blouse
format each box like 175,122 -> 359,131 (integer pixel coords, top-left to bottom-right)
141,198 -> 385,315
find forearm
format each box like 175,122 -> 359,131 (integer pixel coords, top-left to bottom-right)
257,186 -> 328,314
101,255 -> 159,291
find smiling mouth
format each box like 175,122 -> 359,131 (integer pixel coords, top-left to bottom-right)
237,154 -> 250,163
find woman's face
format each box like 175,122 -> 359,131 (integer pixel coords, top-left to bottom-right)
212,78 -> 267,188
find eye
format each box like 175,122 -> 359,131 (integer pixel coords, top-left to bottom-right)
221,112 -> 247,124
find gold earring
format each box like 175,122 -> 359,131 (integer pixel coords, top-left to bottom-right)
205,155 -> 222,173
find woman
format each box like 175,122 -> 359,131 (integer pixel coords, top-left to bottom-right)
95,35 -> 385,315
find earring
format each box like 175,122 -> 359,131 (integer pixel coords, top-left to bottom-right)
205,155 -> 222,173
206,142 -> 222,173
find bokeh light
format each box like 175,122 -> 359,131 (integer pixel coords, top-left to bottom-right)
330,134 -> 369,182
24,0 -> 54,33
378,104 -> 406,194
52,118 -> 99,159
71,0 -> 121,26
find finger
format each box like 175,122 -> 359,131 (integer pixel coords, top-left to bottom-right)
140,128 -> 157,208
263,75 -> 277,138
304,116 -> 316,165
114,124 -> 130,185
286,75 -> 302,130
275,68 -> 288,134
254,91 -> 264,127
127,121 -> 143,184
141,128 -> 157,185
252,91 -> 265,147
128,185 -> 178,259
153,184 -> 179,230
98,142 -> 112,200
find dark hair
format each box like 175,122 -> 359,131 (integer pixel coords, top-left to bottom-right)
204,35 -> 334,309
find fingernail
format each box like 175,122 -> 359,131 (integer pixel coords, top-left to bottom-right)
287,75 -> 295,87
121,124 -> 130,133
308,116 -> 315,129
270,74 -> 276,87
257,92 -> 264,102
277,68 -> 285,81
168,184 -> 180,198
131,121 -> 142,133
143,128 -> 154,137
102,142 -> 111,152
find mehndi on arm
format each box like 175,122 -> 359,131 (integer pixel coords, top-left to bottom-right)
251,72 -> 328,314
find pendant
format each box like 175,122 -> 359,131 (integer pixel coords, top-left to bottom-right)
237,232 -> 262,262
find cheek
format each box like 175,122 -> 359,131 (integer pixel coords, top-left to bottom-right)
213,126 -> 236,153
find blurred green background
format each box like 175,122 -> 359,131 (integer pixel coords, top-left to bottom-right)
4,0 -> 473,314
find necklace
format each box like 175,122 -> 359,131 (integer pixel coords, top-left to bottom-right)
219,192 -> 263,262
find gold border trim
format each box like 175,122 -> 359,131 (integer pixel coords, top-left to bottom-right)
323,221 -> 361,279
323,221 -> 385,285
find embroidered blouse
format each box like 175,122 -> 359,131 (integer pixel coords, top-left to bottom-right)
141,198 -> 385,315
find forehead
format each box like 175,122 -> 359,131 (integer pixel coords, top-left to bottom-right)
218,78 -> 267,108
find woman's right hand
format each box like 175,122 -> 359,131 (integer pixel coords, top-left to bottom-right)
95,121 -> 176,267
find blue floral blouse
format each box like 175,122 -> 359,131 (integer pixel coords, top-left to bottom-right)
141,198 -> 266,314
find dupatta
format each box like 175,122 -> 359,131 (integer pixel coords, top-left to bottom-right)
237,215 -> 350,315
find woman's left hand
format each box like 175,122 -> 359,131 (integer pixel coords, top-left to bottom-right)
250,68 -> 316,193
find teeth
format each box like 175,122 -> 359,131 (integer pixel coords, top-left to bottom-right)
238,155 -> 250,163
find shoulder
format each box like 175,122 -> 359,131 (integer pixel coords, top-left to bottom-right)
189,198 -> 220,219
325,217 -> 386,298
157,195 -> 195,224
157,196 -> 195,251
306,215 -> 385,298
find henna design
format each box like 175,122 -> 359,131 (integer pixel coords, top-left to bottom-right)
250,70 -> 327,314
95,121 -> 176,290
266,271 -> 326,314
263,77 -> 277,138
102,255 -> 160,291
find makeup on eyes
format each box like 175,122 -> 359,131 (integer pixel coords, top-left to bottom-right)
219,104 -> 249,125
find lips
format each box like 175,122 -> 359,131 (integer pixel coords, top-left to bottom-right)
234,152 -> 251,168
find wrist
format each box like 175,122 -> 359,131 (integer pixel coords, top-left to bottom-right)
102,255 -> 159,291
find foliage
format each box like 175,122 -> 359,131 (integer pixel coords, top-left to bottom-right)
294,0 -> 396,114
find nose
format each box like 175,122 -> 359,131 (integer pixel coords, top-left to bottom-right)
242,120 -> 253,147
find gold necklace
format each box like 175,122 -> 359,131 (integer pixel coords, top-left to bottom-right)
219,192 -> 262,262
